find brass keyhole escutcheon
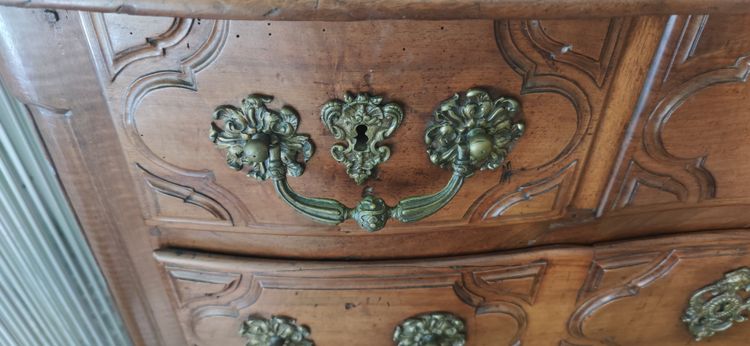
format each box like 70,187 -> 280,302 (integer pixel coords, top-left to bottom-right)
322,93 -> 403,185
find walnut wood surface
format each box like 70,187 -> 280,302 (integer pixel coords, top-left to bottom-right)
155,230 -> 750,345
54,12 -> 749,259
1,6 -> 749,346
1,0 -> 750,21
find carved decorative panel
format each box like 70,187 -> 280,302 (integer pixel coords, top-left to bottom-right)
154,249 -> 589,346
564,235 -> 750,345
80,16 -> 635,240
603,14 -> 750,213
86,13 -> 194,79
476,19 -> 632,223
139,165 -> 234,226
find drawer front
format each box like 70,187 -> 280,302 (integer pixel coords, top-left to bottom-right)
155,231 -> 750,345
5,7 -> 750,259
102,14 -> 636,251
122,18 -> 618,237
571,243 -> 750,345
156,248 -> 591,345
102,13 -> 750,258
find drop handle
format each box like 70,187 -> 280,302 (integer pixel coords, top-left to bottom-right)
210,89 -> 524,232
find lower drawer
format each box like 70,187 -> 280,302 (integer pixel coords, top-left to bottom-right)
154,231 -> 750,345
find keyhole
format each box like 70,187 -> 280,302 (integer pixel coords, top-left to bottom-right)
354,125 -> 369,151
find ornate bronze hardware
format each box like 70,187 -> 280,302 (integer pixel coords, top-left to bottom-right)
210,95 -> 314,180
393,312 -> 466,346
240,315 -> 314,346
209,89 -> 524,232
321,93 -> 403,184
682,267 -> 750,341
426,90 -> 523,171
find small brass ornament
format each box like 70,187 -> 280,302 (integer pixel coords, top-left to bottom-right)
426,89 -> 524,173
240,315 -> 314,346
393,312 -> 466,346
321,93 -> 403,184
682,267 -> 750,341
209,95 -> 314,180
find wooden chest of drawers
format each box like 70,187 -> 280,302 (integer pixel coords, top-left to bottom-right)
1,1 -> 749,345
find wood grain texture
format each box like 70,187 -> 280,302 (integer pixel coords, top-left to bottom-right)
1,0 -> 750,21
95,15 -> 640,255
564,231 -> 750,345
155,247 -> 591,346
8,10 -> 747,258
601,14 -> 750,212
3,6 -> 750,345
91,13 -> 750,259
155,230 -> 750,345
87,13 -> 193,80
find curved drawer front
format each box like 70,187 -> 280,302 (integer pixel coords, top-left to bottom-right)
155,248 -> 590,345
5,5 -> 750,346
155,231 -> 750,345
70,13 -> 749,258
99,15 -> 634,257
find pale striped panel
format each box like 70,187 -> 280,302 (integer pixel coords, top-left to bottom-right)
0,82 -> 131,346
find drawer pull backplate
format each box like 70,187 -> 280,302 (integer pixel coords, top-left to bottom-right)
394,312 -> 466,346
683,267 -> 750,341
240,315 -> 314,346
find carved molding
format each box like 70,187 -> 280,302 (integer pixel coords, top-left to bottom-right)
564,245 -> 750,345
489,19 -> 631,225
613,159 -> 687,208
80,12 -> 257,227
495,20 -> 593,172
662,15 -> 710,82
157,255 -> 548,345
609,15 -> 750,210
565,251 -> 681,345
638,55 -> 749,201
102,18 -> 633,231
87,13 -> 194,80
139,164 -> 234,225
114,20 -> 260,226
167,268 -> 240,306
124,19 -> 229,171
524,19 -> 629,87
471,160 -> 577,221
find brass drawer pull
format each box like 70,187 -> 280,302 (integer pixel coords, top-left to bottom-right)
394,312 -> 466,346
209,89 -> 524,232
682,267 -> 750,341
240,315 -> 314,346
